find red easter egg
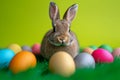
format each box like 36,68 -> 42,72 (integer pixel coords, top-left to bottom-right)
92,48 -> 114,63
32,43 -> 40,55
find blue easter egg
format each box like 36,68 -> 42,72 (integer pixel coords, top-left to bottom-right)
22,45 -> 32,52
74,52 -> 95,69
0,49 -> 15,69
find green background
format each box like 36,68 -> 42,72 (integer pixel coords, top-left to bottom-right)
0,0 -> 120,48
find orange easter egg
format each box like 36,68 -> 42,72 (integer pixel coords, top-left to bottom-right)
83,47 -> 94,54
9,51 -> 37,74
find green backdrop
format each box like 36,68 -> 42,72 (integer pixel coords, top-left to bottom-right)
0,0 -> 120,48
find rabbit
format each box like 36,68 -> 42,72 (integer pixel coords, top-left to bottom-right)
40,2 -> 80,60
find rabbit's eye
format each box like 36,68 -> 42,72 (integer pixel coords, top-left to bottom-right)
69,29 -> 71,32
52,23 -> 56,32
52,22 -> 56,32
53,28 -> 56,32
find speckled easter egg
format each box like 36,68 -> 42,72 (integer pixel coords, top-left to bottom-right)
8,44 -> 22,54
112,48 -> 120,58
32,43 -> 40,55
0,49 -> 15,69
92,48 -> 114,63
49,51 -> 75,77
74,52 -> 95,69
9,51 -> 37,73
83,47 -> 94,54
99,44 -> 113,53
22,45 -> 32,52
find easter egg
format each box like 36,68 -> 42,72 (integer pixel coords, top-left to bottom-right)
89,45 -> 97,50
112,48 -> 120,57
22,45 -> 32,52
32,43 -> 40,55
79,47 -> 84,53
9,51 -> 37,73
99,44 -> 113,53
0,49 -> 15,69
83,47 -> 94,54
49,51 -> 75,77
92,48 -> 114,63
74,52 -> 95,69
8,44 -> 22,54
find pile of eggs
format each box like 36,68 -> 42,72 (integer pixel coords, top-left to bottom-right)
0,43 -> 40,73
1,43 -> 120,77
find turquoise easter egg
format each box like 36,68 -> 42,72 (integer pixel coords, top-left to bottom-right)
0,49 -> 15,69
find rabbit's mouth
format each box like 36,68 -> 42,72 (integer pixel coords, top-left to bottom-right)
48,38 -> 73,47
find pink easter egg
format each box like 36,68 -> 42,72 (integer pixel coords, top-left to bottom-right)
112,48 -> 120,57
32,43 -> 40,55
92,48 -> 114,63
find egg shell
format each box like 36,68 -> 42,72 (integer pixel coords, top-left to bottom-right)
32,43 -> 40,55
8,44 -> 22,54
74,52 -> 95,69
92,48 -> 114,63
0,49 -> 15,69
9,51 -> 37,74
22,45 -> 32,52
112,48 -> 120,57
89,45 -> 98,50
83,47 -> 94,54
99,44 -> 113,53
49,51 -> 75,77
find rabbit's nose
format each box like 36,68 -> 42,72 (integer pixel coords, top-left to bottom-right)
58,37 -> 66,44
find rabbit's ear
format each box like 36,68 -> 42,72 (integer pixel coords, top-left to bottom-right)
63,4 -> 78,23
49,2 -> 60,21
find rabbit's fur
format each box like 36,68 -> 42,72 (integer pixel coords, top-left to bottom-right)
40,2 -> 80,59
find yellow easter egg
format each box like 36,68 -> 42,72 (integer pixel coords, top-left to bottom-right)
8,44 -> 22,54
49,51 -> 75,77
9,51 -> 37,74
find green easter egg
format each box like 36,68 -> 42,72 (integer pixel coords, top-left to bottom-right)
79,48 -> 84,53
89,45 -> 97,50
99,44 -> 113,53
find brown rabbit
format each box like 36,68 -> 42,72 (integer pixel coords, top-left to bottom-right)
40,2 -> 80,60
